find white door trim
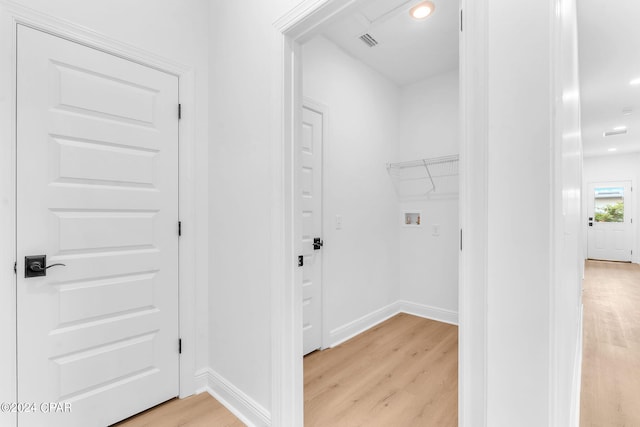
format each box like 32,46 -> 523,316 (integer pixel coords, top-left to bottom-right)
458,0 -> 489,425
272,3 -> 360,425
0,3 -> 199,425
273,1 -> 475,426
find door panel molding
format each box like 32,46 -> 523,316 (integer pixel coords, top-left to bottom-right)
17,24 -> 179,425
300,99 -> 326,355
0,4 -> 199,426
302,97 -> 330,351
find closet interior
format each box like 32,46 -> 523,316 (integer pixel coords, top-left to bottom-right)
300,0 -> 460,356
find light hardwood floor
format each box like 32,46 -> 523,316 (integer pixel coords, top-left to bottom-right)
114,313 -> 457,426
112,393 -> 244,427
581,260 -> 640,426
304,313 -> 458,426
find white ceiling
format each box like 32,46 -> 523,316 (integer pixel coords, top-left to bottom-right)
578,0 -> 640,157
317,1 -> 640,157
320,0 -> 459,87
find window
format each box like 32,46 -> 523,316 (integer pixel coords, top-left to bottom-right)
594,187 -> 624,223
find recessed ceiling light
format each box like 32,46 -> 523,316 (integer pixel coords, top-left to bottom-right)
608,148 -> 617,152
631,77 -> 640,86
410,1 -> 435,20
613,126 -> 627,131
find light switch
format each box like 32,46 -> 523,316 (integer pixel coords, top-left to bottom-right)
432,224 -> 440,236
335,215 -> 343,230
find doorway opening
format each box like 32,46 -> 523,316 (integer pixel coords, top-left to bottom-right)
578,0 -> 639,265
578,0 -> 640,423
289,0 -> 461,423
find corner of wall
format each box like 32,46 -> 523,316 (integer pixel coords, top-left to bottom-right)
398,300 -> 459,325
195,368 -> 271,427
327,302 -> 401,348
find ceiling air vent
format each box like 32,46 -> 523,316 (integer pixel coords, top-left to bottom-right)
359,33 -> 379,47
603,129 -> 628,137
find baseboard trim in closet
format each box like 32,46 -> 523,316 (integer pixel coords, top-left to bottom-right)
327,300 -> 458,349
327,302 -> 401,348
397,300 -> 458,325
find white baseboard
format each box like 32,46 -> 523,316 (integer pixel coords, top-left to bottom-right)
194,368 -> 271,427
397,300 -> 459,325
194,300 -> 458,425
327,300 -> 459,348
570,304 -> 584,427
194,368 -> 209,393
327,301 -> 401,348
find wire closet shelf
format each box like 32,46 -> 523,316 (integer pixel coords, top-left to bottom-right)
386,154 -> 459,199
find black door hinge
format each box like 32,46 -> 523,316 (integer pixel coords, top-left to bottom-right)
298,255 -> 304,267
14,262 -> 17,274
179,338 -> 182,354
460,9 -> 463,31
178,221 -> 182,236
178,104 -> 182,119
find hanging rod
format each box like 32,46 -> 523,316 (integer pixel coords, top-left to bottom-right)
386,154 -> 459,171
386,154 -> 459,198
422,159 -> 436,192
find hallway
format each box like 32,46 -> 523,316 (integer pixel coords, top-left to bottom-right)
581,260 -> 640,426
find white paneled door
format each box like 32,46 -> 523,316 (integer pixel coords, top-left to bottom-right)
16,26 -> 179,426
587,181 -> 633,262
301,103 -> 324,355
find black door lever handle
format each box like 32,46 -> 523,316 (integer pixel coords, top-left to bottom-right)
28,262 -> 44,272
45,263 -> 66,269
29,262 -> 66,272
25,255 -> 66,278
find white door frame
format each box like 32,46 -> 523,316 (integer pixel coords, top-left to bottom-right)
272,1 -> 486,425
0,3 -> 199,425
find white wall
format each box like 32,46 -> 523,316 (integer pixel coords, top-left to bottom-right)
0,1 -> 210,423
208,0 -> 276,414
583,153 -> 640,263
398,70 -> 459,314
399,71 -> 459,160
302,36 -> 401,342
483,0 -> 553,421
463,0 -> 583,425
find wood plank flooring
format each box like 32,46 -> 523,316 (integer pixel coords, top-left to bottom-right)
581,260 -> 640,427
112,393 -> 244,427
113,313 -> 457,426
112,259 -> 640,426
304,313 -> 458,427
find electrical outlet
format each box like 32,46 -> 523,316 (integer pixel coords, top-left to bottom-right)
336,215 -> 343,230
